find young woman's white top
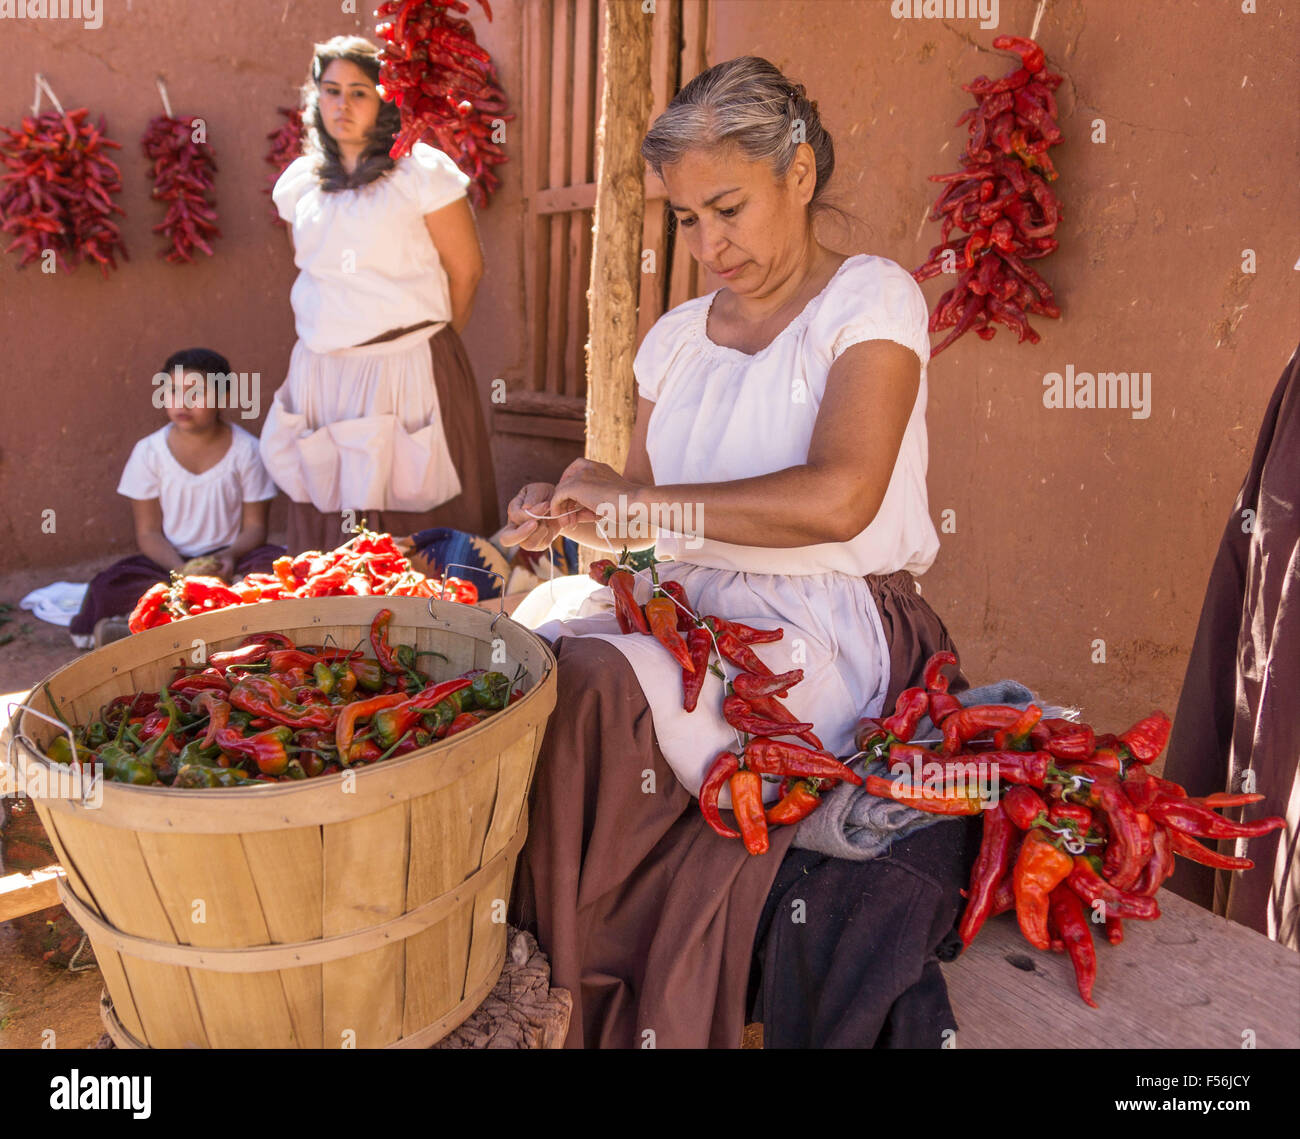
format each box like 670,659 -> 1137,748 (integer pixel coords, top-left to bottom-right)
272,142 -> 471,354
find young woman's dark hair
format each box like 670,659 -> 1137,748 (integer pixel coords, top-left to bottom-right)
301,35 -> 403,192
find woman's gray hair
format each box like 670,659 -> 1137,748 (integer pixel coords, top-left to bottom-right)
641,56 -> 836,214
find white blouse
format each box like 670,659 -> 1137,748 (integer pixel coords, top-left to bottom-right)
512,254 -> 941,804
272,142 -> 471,354
118,424 -> 277,558
639,253 -> 938,577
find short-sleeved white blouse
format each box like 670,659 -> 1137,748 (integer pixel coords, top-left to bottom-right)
272,142 -> 471,354
511,253 -> 940,803
636,253 -> 938,577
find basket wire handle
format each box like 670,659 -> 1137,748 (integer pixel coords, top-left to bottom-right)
428,562 -> 508,631
5,699 -> 98,807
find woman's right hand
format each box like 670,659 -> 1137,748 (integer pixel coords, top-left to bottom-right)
500,482 -> 565,550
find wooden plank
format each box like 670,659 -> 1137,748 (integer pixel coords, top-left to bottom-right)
524,0 -> 552,393
0,864 -> 64,922
546,0 -> 574,395
567,0 -> 596,400
638,0 -> 681,343
493,412 -> 587,442
535,182 -> 597,214
940,890 -> 1300,1049
667,0 -> 706,310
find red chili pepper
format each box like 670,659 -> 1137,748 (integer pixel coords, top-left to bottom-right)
1044,725 -> 1095,762
1117,712 -> 1173,763
1048,885 -> 1098,1008
370,608 -> 402,673
746,740 -> 863,786
766,779 -> 822,826
681,626 -> 712,713
922,650 -> 957,694
722,694 -> 813,739
229,676 -> 338,731
699,751 -> 741,839
608,569 -> 650,634
1190,792 -> 1266,809
863,774 -> 982,816
740,693 -> 823,750
214,724 -> 291,776
335,693 -> 408,754
732,669 -> 802,700
658,580 -> 695,631
714,628 -> 772,677
1002,784 -> 1048,830
1088,778 -> 1148,890
1065,857 -> 1159,921
881,687 -> 930,743
709,617 -> 782,645
127,582 -> 173,632
1165,828 -> 1254,871
729,769 -> 769,856
1121,763 -> 1161,812
958,801 -> 1017,947
939,705 -> 1024,754
992,35 -> 1046,73
1147,799 -> 1285,841
1048,804 -> 1092,829
169,668 -> 231,695
1013,828 -> 1074,950
646,595 -> 693,670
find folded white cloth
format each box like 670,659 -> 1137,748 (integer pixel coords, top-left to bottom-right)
20,582 -> 89,627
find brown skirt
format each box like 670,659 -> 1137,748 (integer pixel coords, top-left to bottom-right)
285,324 -> 501,554
508,569 -> 972,1048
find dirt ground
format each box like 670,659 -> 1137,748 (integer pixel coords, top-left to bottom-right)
1,559 -> 114,1051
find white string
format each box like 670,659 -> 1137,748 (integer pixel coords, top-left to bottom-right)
520,502 -> 748,752
34,73 -> 64,116
1029,0 -> 1048,42
156,76 -> 174,119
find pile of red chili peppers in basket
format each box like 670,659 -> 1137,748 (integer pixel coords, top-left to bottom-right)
913,35 -> 1063,355
857,651 -> 1286,1007
590,555 -> 862,857
44,608 -> 522,788
142,113 -> 220,263
127,530 -> 478,634
375,0 -> 512,207
0,106 -> 128,276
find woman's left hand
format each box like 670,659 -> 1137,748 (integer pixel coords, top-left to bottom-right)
552,459 -> 644,529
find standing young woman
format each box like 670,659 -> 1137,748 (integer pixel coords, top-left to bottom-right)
501,56 -> 980,1048
261,36 -> 500,554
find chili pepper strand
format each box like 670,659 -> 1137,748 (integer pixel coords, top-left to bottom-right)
142,112 -> 220,263
375,0 -> 513,208
911,35 -> 1063,355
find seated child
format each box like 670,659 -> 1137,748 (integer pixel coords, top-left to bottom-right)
69,348 -> 285,648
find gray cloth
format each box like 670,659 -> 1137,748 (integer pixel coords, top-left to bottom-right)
791,680 -> 1073,861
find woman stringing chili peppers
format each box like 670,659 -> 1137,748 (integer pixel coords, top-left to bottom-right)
498,56 -> 980,1050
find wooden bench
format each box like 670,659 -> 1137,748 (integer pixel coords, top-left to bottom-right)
940,889 -> 1300,1048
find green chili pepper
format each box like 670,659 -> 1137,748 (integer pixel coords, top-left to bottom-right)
349,659 -> 384,692
469,672 -> 511,712
313,661 -> 336,695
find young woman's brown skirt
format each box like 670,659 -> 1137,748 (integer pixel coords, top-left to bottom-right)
508,569 -> 977,1048
285,324 -> 501,554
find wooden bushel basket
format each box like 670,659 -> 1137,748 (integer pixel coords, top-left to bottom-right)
9,597 -> 557,1048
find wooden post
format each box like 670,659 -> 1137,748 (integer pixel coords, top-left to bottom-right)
582,0 -> 654,568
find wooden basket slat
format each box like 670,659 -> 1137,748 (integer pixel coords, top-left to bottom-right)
91,946 -> 148,1044
135,832 -> 272,948
118,957 -> 210,1048
401,904 -> 476,1038
11,598 -> 557,1049
482,729 -> 542,864
464,857 -> 514,1000
188,969 -> 300,1048
242,827 -> 324,943
407,761 -> 498,906
278,965 -> 325,1049
323,944 -> 405,1049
